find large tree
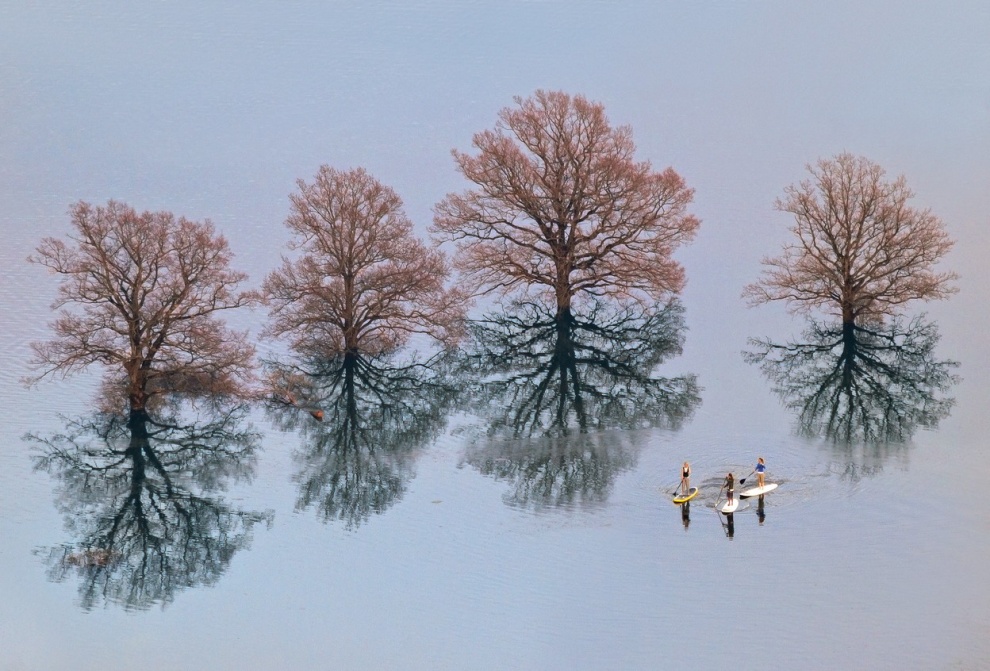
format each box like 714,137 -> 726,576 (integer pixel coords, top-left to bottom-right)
432,90 -> 700,321
263,165 -> 466,360
744,153 -> 957,325
29,200 -> 256,420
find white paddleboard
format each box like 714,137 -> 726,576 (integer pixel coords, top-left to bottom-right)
719,498 -> 739,514
740,483 -> 778,498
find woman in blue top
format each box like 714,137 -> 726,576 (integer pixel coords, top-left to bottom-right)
755,457 -> 766,488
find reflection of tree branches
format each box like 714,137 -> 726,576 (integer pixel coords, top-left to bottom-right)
826,442 -> 910,483
265,352 -> 458,528
464,432 -> 640,511
29,408 -> 269,611
462,299 -> 700,437
745,316 -> 958,445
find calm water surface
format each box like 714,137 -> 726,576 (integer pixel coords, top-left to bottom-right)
2,3 -> 989,670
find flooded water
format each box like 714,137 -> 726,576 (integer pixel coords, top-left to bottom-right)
2,3 -> 990,670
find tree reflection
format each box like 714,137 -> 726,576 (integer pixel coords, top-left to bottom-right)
266,352 -> 457,528
460,299 -> 700,509
746,316 -> 958,445
462,299 -> 700,437
30,408 -> 269,611
465,432 -> 641,511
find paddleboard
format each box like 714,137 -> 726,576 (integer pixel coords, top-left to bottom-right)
740,483 -> 778,498
719,498 -> 740,514
672,487 -> 698,504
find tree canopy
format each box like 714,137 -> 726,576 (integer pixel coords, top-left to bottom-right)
263,166 -> 467,360
29,200 -> 256,418
433,90 -> 699,320
744,153 -> 957,325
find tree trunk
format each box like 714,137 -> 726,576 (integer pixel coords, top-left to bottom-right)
553,239 -> 574,322
127,404 -> 150,438
342,272 -> 359,354
840,321 -> 858,388
126,359 -> 150,422
554,284 -> 571,322
841,298 -> 856,326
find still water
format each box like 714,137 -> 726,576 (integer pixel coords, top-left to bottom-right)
2,3 -> 990,670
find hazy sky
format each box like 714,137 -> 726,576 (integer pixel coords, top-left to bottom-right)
2,0 -> 988,403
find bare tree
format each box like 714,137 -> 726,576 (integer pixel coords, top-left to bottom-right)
433,90 -> 700,321
744,153 -> 957,325
263,165 -> 467,360
28,200 -> 257,419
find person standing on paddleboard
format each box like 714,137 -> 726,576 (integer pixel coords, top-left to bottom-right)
724,472 -> 734,506
755,457 -> 766,488
680,461 -> 691,495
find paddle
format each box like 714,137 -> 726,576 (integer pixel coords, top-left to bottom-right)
671,466 -> 691,497
738,469 -> 757,486
670,473 -> 691,497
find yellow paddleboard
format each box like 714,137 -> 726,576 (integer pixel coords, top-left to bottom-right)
672,487 -> 699,504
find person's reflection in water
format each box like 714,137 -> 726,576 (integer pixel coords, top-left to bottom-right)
724,512 -> 735,538
757,495 -> 766,525
680,501 -> 690,530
